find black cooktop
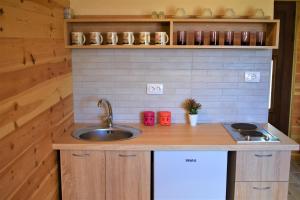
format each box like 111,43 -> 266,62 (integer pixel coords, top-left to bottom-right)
240,130 -> 264,137
231,123 -> 258,131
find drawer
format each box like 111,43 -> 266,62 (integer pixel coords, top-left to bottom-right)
234,182 -> 288,200
235,151 -> 290,181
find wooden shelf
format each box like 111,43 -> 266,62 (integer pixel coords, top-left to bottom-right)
65,16 -> 279,49
66,44 -> 277,49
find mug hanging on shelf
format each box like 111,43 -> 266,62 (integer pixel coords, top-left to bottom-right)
107,32 -> 118,45
155,32 -> 169,45
123,32 -> 135,45
88,32 -> 103,45
71,32 -> 86,45
139,32 -> 151,45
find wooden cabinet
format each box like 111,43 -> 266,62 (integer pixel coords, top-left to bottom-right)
234,182 -> 288,200
60,150 -> 151,200
65,17 -> 279,49
235,151 -> 290,181
106,151 -> 151,200
60,150 -> 106,200
228,151 -> 291,200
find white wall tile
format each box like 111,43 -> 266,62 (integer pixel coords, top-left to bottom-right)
72,49 -> 272,123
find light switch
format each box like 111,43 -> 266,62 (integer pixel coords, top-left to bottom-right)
147,83 -> 164,95
245,72 -> 260,82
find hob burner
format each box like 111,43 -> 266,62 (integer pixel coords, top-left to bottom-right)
240,130 -> 264,137
231,123 -> 257,131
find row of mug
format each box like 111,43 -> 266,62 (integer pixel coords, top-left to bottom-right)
178,31 -> 267,46
71,31 -> 169,46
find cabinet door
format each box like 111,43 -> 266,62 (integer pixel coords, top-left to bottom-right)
60,150 -> 105,200
235,182 -> 288,200
106,151 -> 151,200
235,151 -> 290,181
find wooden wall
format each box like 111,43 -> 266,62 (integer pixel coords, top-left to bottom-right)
0,0 -> 73,199
290,2 -> 300,153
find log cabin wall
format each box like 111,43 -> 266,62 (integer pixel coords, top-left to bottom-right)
0,0 -> 73,199
290,2 -> 300,157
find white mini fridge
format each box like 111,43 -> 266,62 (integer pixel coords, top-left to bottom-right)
154,151 -> 228,200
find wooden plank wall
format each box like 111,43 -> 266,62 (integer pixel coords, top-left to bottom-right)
291,2 -> 300,156
0,0 -> 73,199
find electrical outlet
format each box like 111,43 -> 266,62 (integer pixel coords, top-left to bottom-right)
147,83 -> 164,95
245,71 -> 260,82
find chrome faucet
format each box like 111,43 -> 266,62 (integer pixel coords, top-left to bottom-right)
97,99 -> 113,128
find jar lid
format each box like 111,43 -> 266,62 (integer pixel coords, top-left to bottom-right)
159,111 -> 171,116
144,111 -> 155,116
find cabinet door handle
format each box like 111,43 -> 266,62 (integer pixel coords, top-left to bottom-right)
119,154 -> 137,157
0,8 -> 4,16
72,153 -> 90,157
252,186 -> 271,190
254,154 -> 273,158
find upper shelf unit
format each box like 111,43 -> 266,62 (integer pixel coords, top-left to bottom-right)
64,17 -> 279,49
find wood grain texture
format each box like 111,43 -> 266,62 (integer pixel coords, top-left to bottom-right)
106,151 -> 151,200
60,150 -> 106,200
53,123 -> 299,151
0,38 -> 70,73
0,0 -> 72,200
234,182 -> 288,200
235,151 -> 291,181
290,2 -> 300,155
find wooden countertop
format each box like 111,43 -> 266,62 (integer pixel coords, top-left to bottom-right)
52,123 -> 299,151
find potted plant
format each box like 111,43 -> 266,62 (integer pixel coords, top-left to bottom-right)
183,98 -> 202,126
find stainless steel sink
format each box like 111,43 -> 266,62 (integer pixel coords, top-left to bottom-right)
72,125 -> 141,142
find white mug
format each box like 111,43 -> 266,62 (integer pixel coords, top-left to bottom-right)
155,32 -> 169,45
89,32 -> 103,45
123,32 -> 135,45
71,32 -> 86,45
139,32 -> 151,45
107,32 -> 118,45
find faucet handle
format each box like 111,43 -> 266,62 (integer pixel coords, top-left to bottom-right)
97,99 -> 102,108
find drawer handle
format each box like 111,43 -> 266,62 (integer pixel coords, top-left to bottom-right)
119,154 -> 137,157
253,186 -> 271,190
254,154 -> 273,158
0,8 -> 3,16
72,153 -> 90,157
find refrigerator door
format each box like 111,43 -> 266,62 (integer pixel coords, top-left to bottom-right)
154,151 -> 228,200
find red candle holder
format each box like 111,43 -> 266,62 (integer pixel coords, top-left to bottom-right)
143,111 -> 155,126
159,111 -> 171,126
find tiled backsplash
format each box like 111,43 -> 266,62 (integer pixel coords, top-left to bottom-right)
72,49 -> 272,124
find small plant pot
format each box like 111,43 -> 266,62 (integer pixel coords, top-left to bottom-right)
188,114 -> 198,126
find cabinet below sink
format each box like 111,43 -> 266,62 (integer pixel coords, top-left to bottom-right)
60,150 -> 150,200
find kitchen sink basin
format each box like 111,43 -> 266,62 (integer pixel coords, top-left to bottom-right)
72,125 -> 141,141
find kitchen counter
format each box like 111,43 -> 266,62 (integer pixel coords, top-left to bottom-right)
53,123 -> 299,151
